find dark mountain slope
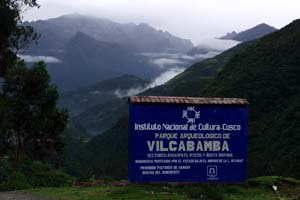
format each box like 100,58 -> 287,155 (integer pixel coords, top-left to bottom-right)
84,117 -> 129,179
203,19 -> 300,177
60,74 -> 148,115
72,100 -> 127,136
65,117 -> 129,179
60,75 -> 148,135
220,23 -> 277,42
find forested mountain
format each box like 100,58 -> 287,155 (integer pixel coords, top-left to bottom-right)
25,14 -> 193,54
73,19 -> 300,179
220,23 -> 277,42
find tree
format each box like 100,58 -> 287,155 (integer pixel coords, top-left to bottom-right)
0,61 -> 68,169
0,0 -> 39,75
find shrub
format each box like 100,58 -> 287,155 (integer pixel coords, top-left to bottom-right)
22,161 -> 75,187
0,159 -> 75,191
2,172 -> 32,191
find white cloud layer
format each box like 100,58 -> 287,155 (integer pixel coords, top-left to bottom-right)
196,38 -> 240,51
149,67 -> 185,87
114,87 -> 145,98
18,55 -> 62,63
152,58 -> 185,69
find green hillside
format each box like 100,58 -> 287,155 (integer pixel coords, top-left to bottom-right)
202,19 -> 300,178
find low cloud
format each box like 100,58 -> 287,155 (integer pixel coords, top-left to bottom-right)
141,52 -> 197,61
196,38 -> 240,52
192,51 -> 221,59
142,50 -> 221,71
152,58 -> 184,68
149,67 -> 184,87
18,55 -> 62,63
89,90 -> 101,95
114,87 -> 146,98
114,67 -> 185,98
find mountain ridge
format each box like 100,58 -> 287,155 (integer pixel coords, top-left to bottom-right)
219,23 -> 277,42
25,14 -> 193,54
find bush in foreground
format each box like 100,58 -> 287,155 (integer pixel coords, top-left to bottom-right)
0,159 -> 75,191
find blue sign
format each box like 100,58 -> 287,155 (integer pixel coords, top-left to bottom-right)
129,103 -> 248,183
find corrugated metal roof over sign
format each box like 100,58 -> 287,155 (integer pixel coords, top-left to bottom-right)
129,96 -> 249,105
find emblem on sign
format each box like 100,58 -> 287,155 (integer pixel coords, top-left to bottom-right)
207,165 -> 218,177
182,106 -> 200,123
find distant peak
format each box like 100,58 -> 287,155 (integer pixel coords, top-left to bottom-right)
219,22 -> 277,42
257,23 -> 270,26
254,23 -> 277,29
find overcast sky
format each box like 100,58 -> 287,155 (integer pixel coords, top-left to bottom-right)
23,0 -> 300,44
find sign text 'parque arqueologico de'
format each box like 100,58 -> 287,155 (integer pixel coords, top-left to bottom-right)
128,96 -> 248,183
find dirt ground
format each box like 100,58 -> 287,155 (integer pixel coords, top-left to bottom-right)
0,191 -> 50,200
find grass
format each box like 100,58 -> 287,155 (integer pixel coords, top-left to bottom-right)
29,184 -> 186,200
27,176 -> 300,200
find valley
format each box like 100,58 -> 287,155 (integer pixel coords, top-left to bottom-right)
1,2 -> 300,199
